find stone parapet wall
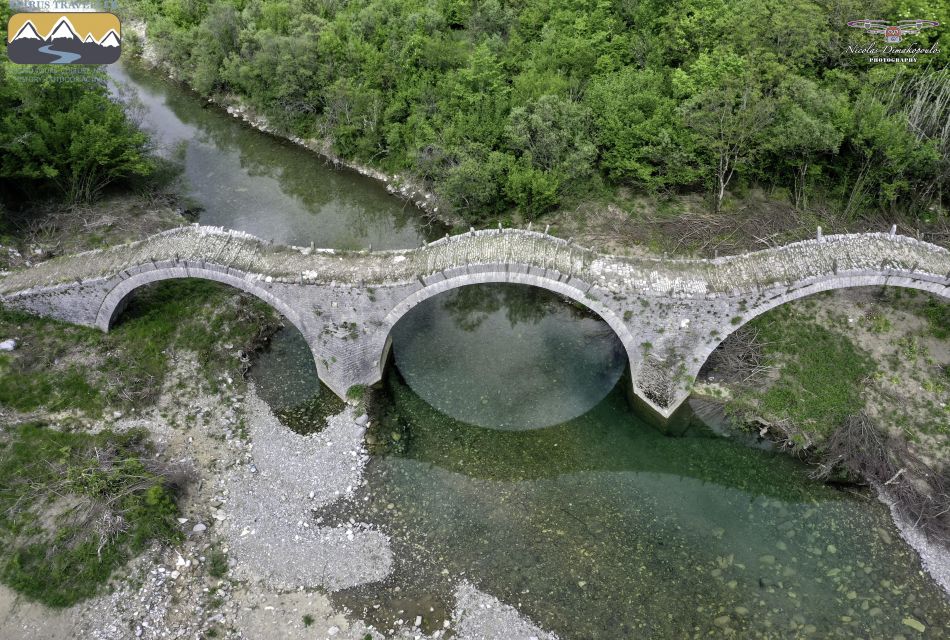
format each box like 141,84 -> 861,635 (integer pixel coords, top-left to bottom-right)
1,226 -> 948,420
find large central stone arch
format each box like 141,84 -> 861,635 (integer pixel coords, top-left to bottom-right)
368,270 -> 638,386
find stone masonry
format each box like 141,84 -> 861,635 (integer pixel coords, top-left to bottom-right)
1,225 -> 948,420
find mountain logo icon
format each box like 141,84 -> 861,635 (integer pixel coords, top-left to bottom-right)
7,12 -> 122,65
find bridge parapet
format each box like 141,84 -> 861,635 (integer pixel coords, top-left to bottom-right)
1,226 -> 948,420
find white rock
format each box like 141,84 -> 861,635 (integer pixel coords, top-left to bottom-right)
0,339 -> 16,351
192,523 -> 207,533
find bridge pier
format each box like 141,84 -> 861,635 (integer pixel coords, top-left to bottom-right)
0,226 -> 947,424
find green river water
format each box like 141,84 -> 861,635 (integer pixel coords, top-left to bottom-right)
110,61 -> 950,639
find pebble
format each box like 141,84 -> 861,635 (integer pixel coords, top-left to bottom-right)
0,339 -> 16,351
192,523 -> 207,533
355,414 -> 369,426
902,617 -> 926,633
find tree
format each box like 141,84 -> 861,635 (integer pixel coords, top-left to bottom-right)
586,67 -> 699,190
504,94 -> 596,215
767,76 -> 847,209
438,146 -> 512,222
683,75 -> 775,212
0,70 -> 153,204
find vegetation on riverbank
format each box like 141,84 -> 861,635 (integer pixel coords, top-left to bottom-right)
705,287 -> 950,542
0,280 -> 281,420
0,5 -> 181,244
0,424 -> 185,607
123,0 -> 949,243
0,279 -> 284,606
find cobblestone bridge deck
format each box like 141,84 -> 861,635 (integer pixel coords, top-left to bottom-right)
2,226 -> 948,419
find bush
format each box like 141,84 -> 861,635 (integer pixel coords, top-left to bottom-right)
0,424 -> 187,607
504,161 -> 560,218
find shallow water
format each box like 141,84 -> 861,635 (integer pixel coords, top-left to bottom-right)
343,386 -> 950,638
259,285 -> 950,638
107,62 -> 435,250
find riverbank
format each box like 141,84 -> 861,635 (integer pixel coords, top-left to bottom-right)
0,192 -> 187,271
697,285 -> 950,594
0,343 -> 560,639
122,21 -> 463,232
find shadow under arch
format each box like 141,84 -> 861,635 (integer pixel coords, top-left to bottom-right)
373,271 -> 637,383
692,274 -> 950,382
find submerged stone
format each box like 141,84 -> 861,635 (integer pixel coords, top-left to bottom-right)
902,618 -> 925,633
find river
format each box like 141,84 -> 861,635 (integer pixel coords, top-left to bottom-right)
108,62 -> 436,250
109,61 -> 950,638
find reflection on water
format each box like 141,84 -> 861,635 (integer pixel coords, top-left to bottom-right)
333,285 -> 949,638
108,62 -> 436,250
391,285 -> 627,430
336,377 -> 950,638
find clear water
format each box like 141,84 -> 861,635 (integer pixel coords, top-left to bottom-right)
255,285 -> 950,638
113,64 -> 950,638
107,62 -> 437,250
340,377 -> 950,638
390,285 -> 627,430
248,326 -> 321,410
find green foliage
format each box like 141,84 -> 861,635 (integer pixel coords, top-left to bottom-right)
121,0 -> 950,221
866,314 -> 893,334
345,384 -> 367,402
922,298 -> 950,339
0,424 -> 183,607
207,547 -> 229,578
0,61 -> 154,205
731,308 -> 876,437
586,68 -> 698,189
0,279 -> 281,416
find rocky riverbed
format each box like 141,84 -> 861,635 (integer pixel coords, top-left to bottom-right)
0,353 -> 558,639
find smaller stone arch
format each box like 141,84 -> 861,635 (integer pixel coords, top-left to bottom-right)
94,260 -> 328,385
679,273 -> 950,415
96,263 -> 306,333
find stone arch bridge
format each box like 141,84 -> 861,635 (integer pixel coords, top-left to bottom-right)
1,226 -> 948,420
